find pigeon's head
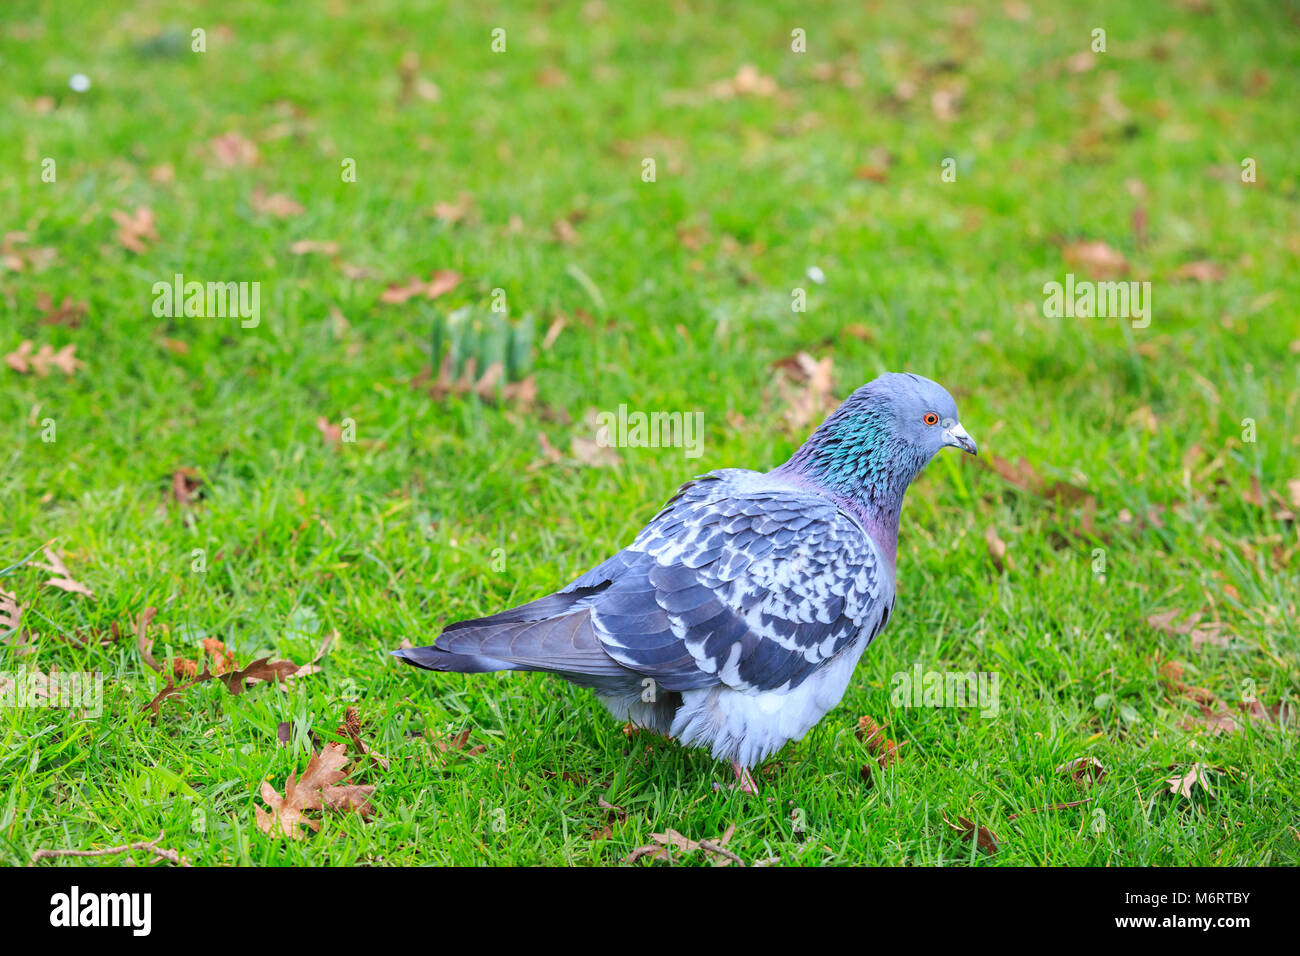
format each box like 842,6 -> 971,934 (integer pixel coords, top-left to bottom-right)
780,371 -> 976,510
864,371 -> 977,460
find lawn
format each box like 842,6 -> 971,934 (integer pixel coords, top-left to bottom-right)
1,0 -> 1297,866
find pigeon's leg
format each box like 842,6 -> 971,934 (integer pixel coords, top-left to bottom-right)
711,763 -> 759,793
731,762 -> 759,794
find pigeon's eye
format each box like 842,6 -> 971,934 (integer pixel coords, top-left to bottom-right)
923,412 -> 940,426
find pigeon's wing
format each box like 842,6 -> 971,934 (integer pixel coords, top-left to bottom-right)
587,473 -> 892,694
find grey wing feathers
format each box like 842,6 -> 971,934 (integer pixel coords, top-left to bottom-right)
398,471 -> 889,695
593,473 -> 888,693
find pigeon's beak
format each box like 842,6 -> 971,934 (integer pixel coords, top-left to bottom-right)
944,422 -> 978,456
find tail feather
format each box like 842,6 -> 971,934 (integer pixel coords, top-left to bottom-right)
395,608 -> 628,678
391,645 -> 519,673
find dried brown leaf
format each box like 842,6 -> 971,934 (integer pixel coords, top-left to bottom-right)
222,657 -> 301,695
1,589 -> 25,632
289,239 -> 340,256
256,742 -> 374,839
35,293 -> 87,328
943,811 -> 999,855
1056,756 -> 1106,788
211,131 -> 259,167
1063,239 -> 1128,279
39,547 -> 94,597
856,715 -> 901,767
133,607 -> 161,673
1173,260 -> 1226,282
1165,764 -> 1214,799
5,341 -> 84,377
251,188 -> 305,218
379,270 -> 461,304
111,207 -> 158,254
984,525 -> 1010,573
773,352 -> 835,434
169,468 -> 204,506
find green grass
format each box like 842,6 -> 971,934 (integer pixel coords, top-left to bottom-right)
1,0 -> 1297,866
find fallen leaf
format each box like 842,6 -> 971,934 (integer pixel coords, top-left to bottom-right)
171,657 -> 198,679
551,219 -> 579,244
289,239 -> 340,256
255,742 -> 375,839
251,188 -> 305,218
1173,260 -> 1226,282
416,352 -> 535,411
35,293 -> 87,327
1158,659 -> 1216,707
984,526 -> 1011,573
1056,756 -> 1106,788
1239,700 -> 1298,727
211,131 -> 258,167
1063,239 -> 1128,279
110,207 -> 159,254
983,454 -> 1093,506
1178,705 -> 1241,735
38,547 -> 94,597
134,607 -> 161,673
336,705 -> 390,770
397,51 -> 441,104
930,87 -> 960,121
773,352 -> 835,433
529,431 -> 564,471
626,824 -> 741,865
1007,798 -> 1093,820
222,657 -> 301,695
943,812 -> 999,855
169,468 -> 204,506
428,193 -> 474,225
856,715 -> 901,767
1165,764 -> 1214,799
1,232 -> 57,272
1065,49 -> 1096,72
201,638 -> 237,676
429,727 -> 483,755
0,589 -> 24,632
537,318 -> 566,354
316,417 -> 342,446
379,270 -> 461,304
707,64 -> 778,99
1147,611 -> 1232,650
571,434 -> 620,468
501,375 -> 537,409
4,341 -> 84,377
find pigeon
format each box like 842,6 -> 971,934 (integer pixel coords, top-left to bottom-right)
394,372 -> 976,791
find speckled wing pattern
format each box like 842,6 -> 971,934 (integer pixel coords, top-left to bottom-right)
580,470 -> 891,695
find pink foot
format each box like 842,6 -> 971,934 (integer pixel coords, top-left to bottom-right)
730,761 -> 759,794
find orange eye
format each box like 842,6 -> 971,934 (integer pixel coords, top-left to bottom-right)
923,412 -> 939,426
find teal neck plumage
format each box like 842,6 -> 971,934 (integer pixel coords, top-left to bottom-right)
775,397 -> 930,546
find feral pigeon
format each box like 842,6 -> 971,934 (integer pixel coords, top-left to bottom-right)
395,372 -> 976,791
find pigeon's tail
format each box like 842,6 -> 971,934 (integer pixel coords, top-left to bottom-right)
393,599 -> 629,680
390,644 -> 520,673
